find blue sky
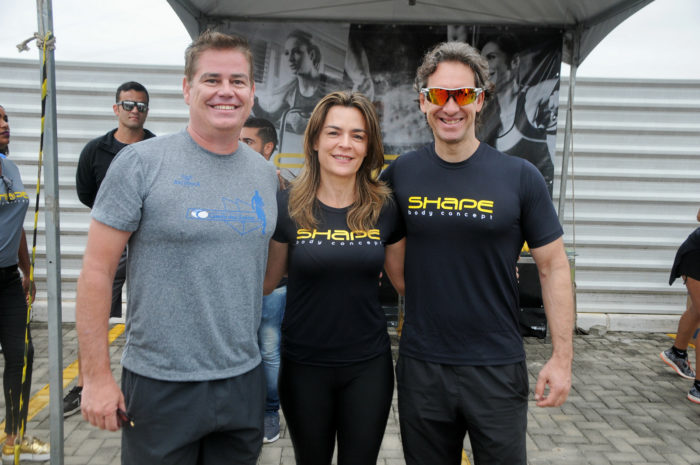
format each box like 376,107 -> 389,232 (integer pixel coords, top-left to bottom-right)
1,0 -> 698,79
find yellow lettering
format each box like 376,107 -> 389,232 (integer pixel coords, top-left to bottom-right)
353,230 -> 368,239
297,229 -> 312,240
331,230 -> 350,241
408,196 -> 423,209
424,197 -> 440,208
441,197 -> 458,210
368,229 -> 380,240
477,200 -> 494,213
311,230 -> 332,240
406,195 -> 494,213
458,198 -> 477,209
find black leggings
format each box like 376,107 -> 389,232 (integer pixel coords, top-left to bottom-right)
0,266 -> 33,435
279,350 -> 394,465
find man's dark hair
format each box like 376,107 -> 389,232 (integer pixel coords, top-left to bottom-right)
115,81 -> 150,104
244,117 -> 278,153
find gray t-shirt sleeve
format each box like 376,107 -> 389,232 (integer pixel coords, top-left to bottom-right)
92,145 -> 151,232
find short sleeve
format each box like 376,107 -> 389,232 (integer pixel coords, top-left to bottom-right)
382,196 -> 405,245
91,146 -> 146,232
378,158 -> 396,188
519,162 -> 562,248
272,189 -> 291,243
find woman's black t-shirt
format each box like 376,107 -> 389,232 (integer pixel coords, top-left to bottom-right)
273,189 -> 403,366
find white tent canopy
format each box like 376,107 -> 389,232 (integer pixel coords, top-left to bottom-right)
166,0 -> 653,66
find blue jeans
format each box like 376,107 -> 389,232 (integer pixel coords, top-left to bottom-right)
258,286 -> 286,415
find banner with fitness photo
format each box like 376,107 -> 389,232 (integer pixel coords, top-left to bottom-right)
221,22 -> 563,193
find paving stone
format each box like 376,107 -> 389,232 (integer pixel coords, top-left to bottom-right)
3,325 -> 699,464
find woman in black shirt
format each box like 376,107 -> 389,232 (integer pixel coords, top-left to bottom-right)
264,91 -> 404,465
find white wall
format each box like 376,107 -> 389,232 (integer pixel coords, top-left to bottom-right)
1,58 -> 699,331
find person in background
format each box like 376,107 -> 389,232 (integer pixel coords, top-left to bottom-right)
0,104 -> 50,462
64,81 -> 155,418
381,42 -> 573,465
240,116 -> 286,443
664,207 -> 700,403
477,33 -> 559,195
264,91 -> 405,464
241,116 -> 288,190
253,30 -> 342,134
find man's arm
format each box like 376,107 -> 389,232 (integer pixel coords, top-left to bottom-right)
530,236 -> 574,407
76,144 -> 98,208
263,239 -> 288,295
18,229 -> 35,301
76,219 -> 131,431
384,238 -> 405,296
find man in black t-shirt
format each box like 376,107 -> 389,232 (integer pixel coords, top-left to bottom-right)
381,41 -> 573,465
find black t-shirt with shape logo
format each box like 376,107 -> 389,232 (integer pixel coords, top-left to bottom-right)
273,189 -> 404,366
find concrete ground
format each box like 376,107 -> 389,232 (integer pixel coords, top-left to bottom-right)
2,323 -> 699,464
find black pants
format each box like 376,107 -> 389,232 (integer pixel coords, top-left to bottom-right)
279,350 -> 394,465
397,356 -> 528,465
0,266 -> 33,435
121,365 -> 264,465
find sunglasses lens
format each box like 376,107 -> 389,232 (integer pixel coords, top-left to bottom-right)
426,88 -> 448,106
120,101 -> 147,112
455,89 -> 477,105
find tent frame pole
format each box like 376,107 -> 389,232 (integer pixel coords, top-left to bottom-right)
36,1 -> 64,463
557,26 -> 581,219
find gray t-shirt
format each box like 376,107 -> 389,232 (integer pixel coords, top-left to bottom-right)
92,129 -> 278,381
0,157 -> 29,267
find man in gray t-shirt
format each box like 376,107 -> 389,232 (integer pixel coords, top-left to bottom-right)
76,31 -> 278,465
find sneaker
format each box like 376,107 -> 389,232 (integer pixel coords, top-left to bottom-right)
263,414 -> 280,444
63,385 -> 82,417
660,348 -> 695,379
689,384 -> 700,404
1,436 -> 50,462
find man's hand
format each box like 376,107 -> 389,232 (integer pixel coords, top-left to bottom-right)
81,376 -> 126,432
530,237 -> 574,408
534,355 -> 572,407
21,274 -> 35,303
18,230 -> 34,303
76,219 -> 132,431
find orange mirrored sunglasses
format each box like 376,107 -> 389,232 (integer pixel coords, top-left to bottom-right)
420,87 -> 483,106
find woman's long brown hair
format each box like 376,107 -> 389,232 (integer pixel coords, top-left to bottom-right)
288,91 -> 390,231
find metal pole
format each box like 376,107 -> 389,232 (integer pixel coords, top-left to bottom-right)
35,1 -> 64,463
557,27 -> 581,219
